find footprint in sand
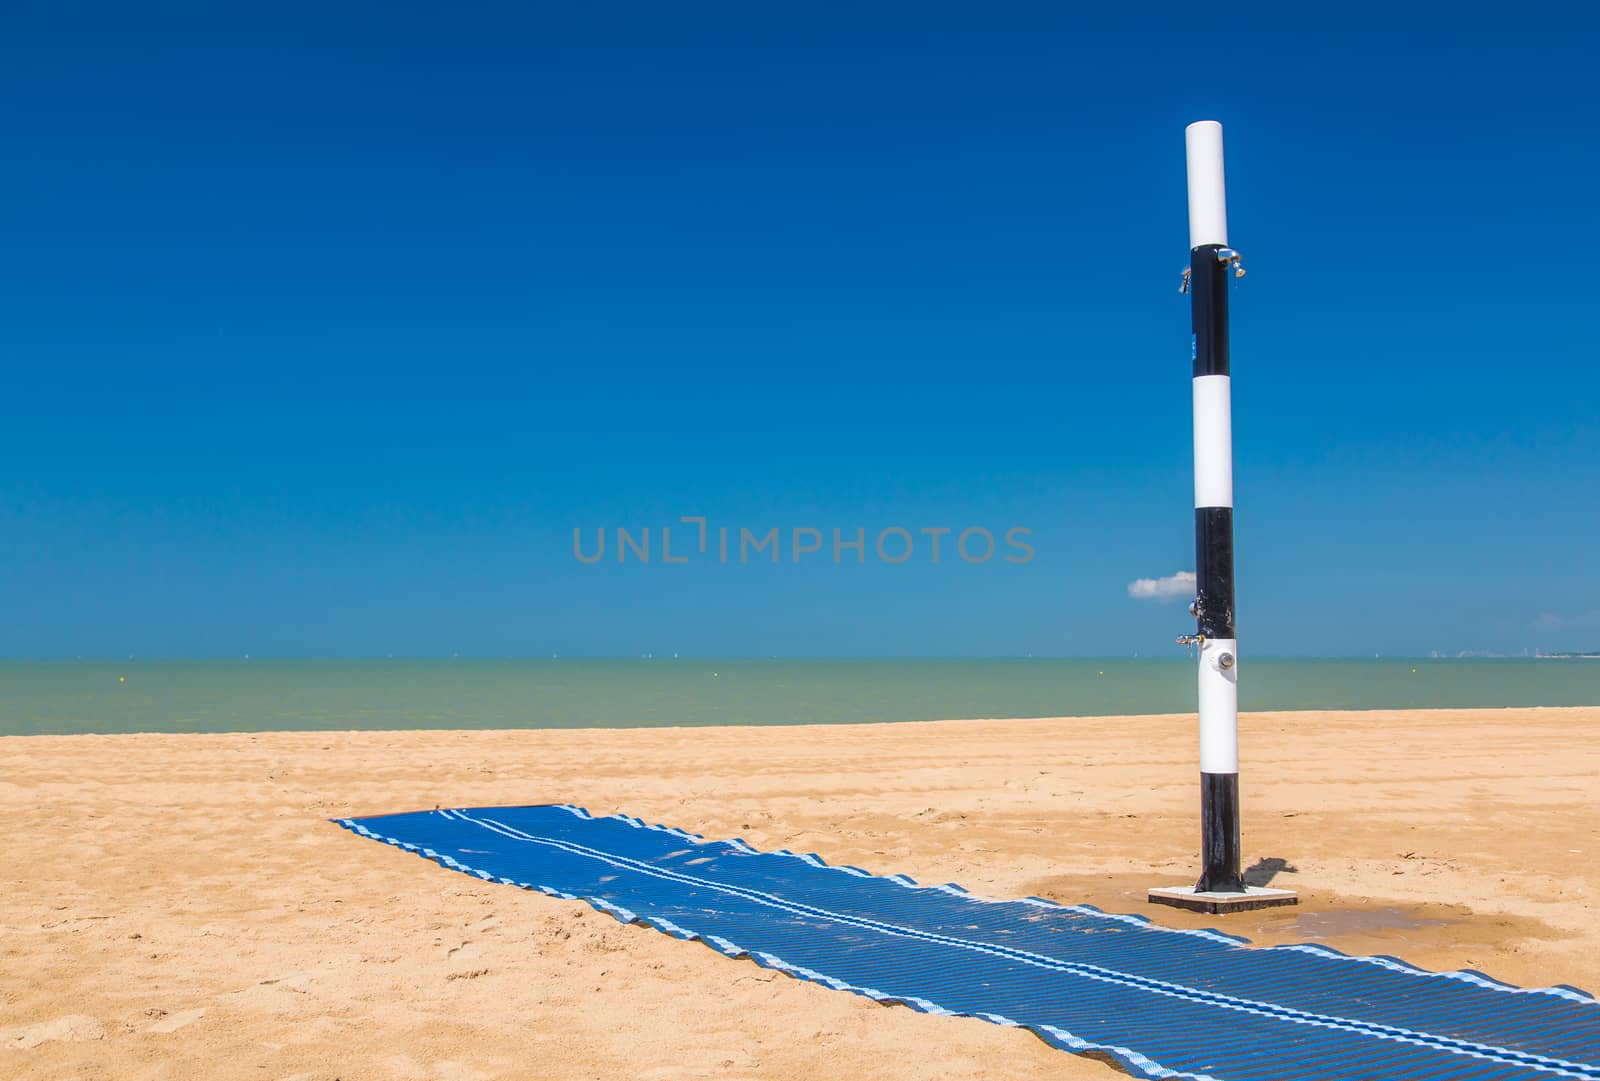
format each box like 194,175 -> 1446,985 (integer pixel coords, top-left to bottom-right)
3,1014 -> 106,1050
144,1008 -> 206,1034
445,939 -> 492,980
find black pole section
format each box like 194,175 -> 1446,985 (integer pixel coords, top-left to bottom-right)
1191,247 -> 1235,643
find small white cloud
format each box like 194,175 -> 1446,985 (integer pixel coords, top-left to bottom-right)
1128,570 -> 1195,602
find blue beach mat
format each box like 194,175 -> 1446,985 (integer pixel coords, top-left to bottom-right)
338,805 -> 1600,1081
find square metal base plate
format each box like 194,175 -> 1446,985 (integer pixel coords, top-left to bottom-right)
1147,885 -> 1299,914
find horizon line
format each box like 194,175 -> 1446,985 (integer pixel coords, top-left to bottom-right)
0,654 -> 1569,663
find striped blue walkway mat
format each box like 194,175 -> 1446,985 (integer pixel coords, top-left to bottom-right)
338,805 -> 1600,1081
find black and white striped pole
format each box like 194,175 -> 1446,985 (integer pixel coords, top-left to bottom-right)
1149,121 -> 1296,915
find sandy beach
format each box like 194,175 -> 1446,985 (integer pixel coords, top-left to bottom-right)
2,706 -> 1596,1080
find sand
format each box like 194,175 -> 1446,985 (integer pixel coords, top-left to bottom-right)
2,707 -> 1597,1080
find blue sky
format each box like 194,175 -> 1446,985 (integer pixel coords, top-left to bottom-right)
2,4 -> 1596,658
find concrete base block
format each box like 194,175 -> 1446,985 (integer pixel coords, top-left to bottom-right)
1147,885 -> 1299,914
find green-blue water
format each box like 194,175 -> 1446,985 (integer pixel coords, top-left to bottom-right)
2,659 -> 1597,737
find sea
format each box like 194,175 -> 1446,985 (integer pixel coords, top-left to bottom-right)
1,658 -> 1597,737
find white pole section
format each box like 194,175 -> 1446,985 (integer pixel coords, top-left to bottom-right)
1185,120 -> 1228,250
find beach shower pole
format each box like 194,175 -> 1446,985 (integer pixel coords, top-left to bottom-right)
1149,121 -> 1295,913
1185,120 -> 1243,896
